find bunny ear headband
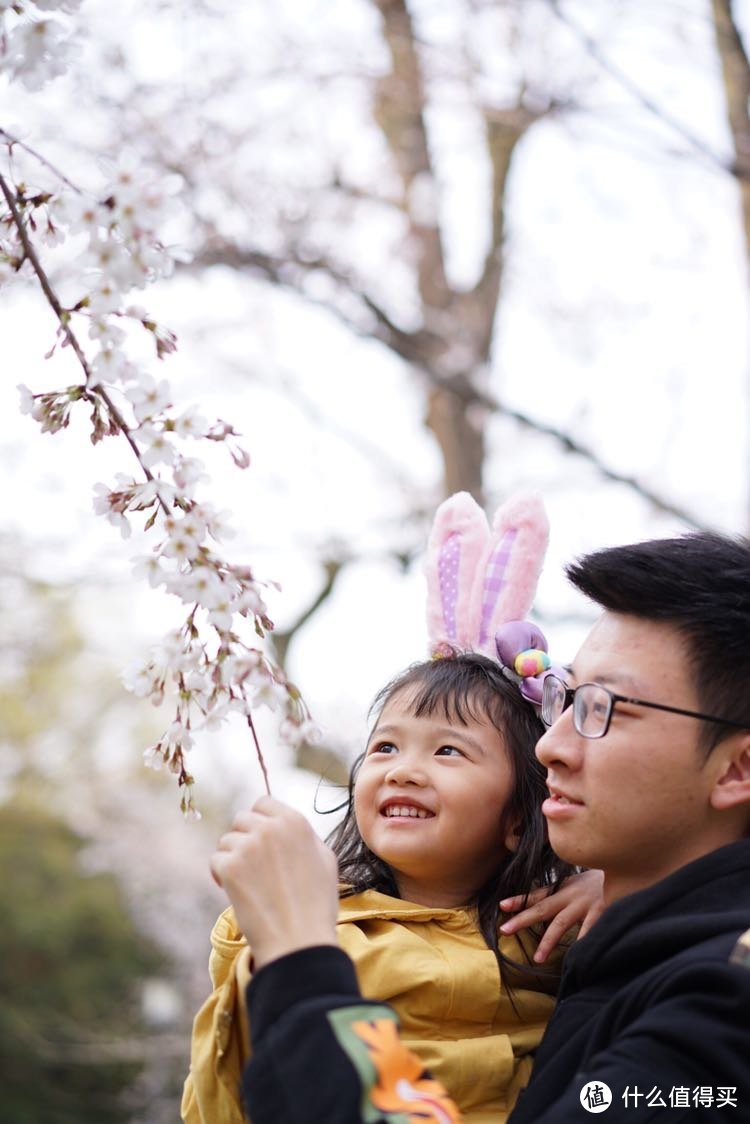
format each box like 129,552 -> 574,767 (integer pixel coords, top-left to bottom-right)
425,491 -> 559,705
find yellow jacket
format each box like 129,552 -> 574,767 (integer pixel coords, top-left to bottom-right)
181,890 -> 561,1124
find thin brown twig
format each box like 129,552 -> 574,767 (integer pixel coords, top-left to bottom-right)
247,712 -> 272,795
0,126 -> 84,194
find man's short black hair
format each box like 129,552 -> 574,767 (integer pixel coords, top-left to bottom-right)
566,531 -> 750,752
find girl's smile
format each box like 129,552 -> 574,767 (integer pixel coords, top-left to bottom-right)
379,797 -> 435,819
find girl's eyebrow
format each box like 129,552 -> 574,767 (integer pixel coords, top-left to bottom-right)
368,723 -> 399,739
431,727 -> 486,755
367,722 -> 486,755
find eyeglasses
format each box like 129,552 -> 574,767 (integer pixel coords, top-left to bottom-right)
540,674 -> 749,740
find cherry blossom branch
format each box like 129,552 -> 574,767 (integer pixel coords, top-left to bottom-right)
0,172 -> 85,363
1,131 -> 320,816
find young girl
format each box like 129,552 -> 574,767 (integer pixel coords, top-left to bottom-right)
182,493 -> 602,1124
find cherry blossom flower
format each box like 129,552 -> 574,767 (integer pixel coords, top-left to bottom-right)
172,456 -> 209,495
9,21 -> 72,90
122,660 -> 161,699
126,375 -> 172,421
135,423 -> 176,467
34,0 -> 83,12
280,717 -> 324,749
172,407 -> 208,440
88,317 -> 126,348
91,346 -> 129,383
143,745 -> 165,770
17,384 -> 37,416
131,553 -> 168,590
172,566 -> 225,610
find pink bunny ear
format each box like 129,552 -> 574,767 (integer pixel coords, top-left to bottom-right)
425,492 -> 489,655
471,493 -> 549,656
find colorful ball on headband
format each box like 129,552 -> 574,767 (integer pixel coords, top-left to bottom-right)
514,648 -> 551,678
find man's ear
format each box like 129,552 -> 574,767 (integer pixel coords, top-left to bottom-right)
710,736 -> 750,812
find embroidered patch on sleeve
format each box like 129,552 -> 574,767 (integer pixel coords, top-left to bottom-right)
729,928 -> 750,970
328,1006 -> 462,1124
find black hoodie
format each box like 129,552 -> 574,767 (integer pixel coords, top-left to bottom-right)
510,839 -> 750,1123
242,840 -> 750,1124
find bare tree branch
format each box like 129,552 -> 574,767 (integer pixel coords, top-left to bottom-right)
269,560 -> 352,784
188,241 -> 439,365
272,559 -> 345,669
418,368 -> 706,529
467,104 -> 547,360
372,0 -> 451,310
548,0 -> 744,179
188,239 -> 703,528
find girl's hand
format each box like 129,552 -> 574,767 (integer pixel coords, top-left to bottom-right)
498,869 -> 605,963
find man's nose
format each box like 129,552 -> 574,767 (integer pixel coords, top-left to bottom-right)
535,708 -> 583,770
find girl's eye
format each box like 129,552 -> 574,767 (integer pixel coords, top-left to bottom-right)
369,742 -> 397,755
435,744 -> 465,758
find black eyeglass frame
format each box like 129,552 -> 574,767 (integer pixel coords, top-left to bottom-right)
541,674 -> 749,740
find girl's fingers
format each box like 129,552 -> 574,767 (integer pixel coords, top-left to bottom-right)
499,885 -> 552,912
578,902 -> 606,940
532,909 -> 575,963
500,882 -> 572,933
499,896 -> 556,934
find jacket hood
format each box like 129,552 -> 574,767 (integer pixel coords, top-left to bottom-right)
560,838 -> 750,996
337,888 -> 476,925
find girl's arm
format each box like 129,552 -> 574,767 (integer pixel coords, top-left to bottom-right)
499,869 -> 605,963
181,908 -> 252,1124
243,946 -> 461,1124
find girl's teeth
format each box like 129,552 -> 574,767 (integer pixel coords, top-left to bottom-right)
385,806 -> 430,818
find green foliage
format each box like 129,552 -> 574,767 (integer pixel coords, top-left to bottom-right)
0,801 -> 165,1123
0,559 -> 84,751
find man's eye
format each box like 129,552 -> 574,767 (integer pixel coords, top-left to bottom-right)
436,745 -> 464,758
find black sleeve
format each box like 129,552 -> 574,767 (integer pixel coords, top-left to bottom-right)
241,946 -> 462,1124
510,959 -> 750,1124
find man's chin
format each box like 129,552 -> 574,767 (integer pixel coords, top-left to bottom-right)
546,822 -> 594,868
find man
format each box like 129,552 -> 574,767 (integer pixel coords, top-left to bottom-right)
211,532 -> 750,1123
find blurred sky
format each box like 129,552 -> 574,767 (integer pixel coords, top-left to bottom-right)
1,0 -> 749,818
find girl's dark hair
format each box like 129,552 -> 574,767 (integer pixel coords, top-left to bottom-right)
324,651 -> 575,992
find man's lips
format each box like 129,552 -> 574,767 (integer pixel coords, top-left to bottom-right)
379,797 -> 435,819
542,786 -> 584,817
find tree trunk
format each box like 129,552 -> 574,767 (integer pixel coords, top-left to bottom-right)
372,0 -> 540,505
710,0 -> 750,530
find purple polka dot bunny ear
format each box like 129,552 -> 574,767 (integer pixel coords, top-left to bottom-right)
425,490 -> 549,659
